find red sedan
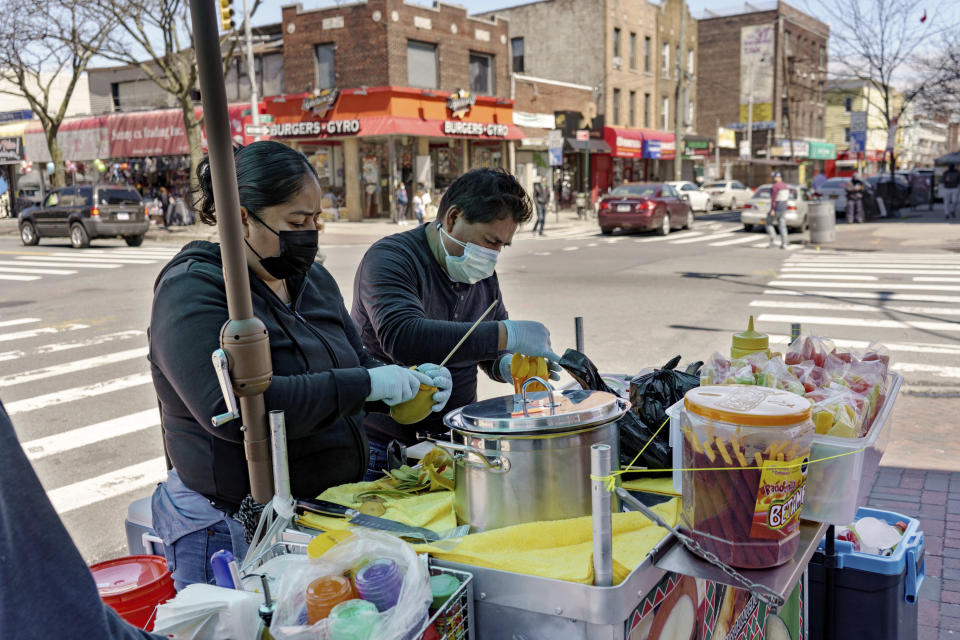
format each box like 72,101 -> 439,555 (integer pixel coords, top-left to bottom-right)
597,182 -> 694,236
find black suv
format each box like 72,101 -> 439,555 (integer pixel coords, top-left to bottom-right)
19,185 -> 149,248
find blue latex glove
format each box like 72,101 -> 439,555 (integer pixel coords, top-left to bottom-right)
502,320 -> 561,361
417,363 -> 453,412
366,365 -> 433,406
497,354 -> 562,383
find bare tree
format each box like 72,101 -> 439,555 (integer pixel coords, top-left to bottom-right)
915,34 -> 960,120
90,0 -> 256,209
0,0 -> 113,188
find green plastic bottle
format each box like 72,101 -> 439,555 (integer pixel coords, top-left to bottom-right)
731,315 -> 771,360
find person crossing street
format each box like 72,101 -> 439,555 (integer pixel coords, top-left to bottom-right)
942,163 -> 960,220
766,171 -> 790,249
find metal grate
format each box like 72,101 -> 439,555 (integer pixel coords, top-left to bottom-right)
420,564 -> 475,640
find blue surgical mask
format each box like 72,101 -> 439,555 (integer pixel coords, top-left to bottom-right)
438,225 -> 499,284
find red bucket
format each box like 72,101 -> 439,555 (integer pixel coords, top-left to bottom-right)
90,555 -> 176,630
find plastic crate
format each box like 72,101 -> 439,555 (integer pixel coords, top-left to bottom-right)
808,506 -> 924,640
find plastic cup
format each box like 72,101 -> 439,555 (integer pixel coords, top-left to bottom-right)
305,574 -> 356,624
354,558 -> 403,612
328,599 -> 380,640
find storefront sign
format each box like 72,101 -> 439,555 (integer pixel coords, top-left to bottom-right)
774,139 -> 809,157
25,116 -> 110,162
514,111 -> 555,129
302,89 -> 340,117
269,119 -> 361,137
0,109 -> 32,123
0,136 -> 21,164
447,89 -> 476,119
443,121 -> 508,137
717,127 -> 737,149
726,121 -> 777,131
109,110 -> 188,157
808,141 -> 836,160
642,140 -> 662,159
740,24 -> 774,125
683,137 -> 714,156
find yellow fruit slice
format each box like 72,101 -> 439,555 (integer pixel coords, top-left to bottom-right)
390,366 -> 439,425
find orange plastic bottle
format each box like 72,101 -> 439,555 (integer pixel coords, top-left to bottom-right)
304,575 -> 356,625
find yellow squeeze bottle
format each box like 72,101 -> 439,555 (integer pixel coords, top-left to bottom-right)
731,316 -> 771,359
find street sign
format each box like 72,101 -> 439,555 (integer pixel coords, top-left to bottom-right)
245,124 -> 270,136
575,130 -> 589,141
548,146 -> 563,166
849,111 -> 867,133
254,114 -> 273,123
739,140 -> 751,159
849,131 -> 866,153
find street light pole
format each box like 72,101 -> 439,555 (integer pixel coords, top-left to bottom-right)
242,0 -> 259,140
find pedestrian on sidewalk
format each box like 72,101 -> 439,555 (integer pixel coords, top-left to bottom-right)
812,170 -> 827,191
942,163 -> 960,220
845,173 -> 866,224
158,186 -> 171,229
412,183 -> 425,225
395,182 -> 408,225
532,176 -> 548,236
767,171 -> 790,249
420,183 -> 433,221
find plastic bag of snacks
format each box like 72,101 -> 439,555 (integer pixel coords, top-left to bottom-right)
805,385 -> 864,438
270,530 -> 431,640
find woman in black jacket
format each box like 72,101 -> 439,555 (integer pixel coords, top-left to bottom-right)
148,141 -> 452,590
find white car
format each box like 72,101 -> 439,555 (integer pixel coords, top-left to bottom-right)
740,184 -> 810,232
666,181 -> 712,212
704,180 -> 754,210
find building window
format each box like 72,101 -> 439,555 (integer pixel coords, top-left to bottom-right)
784,30 -> 792,57
844,96 -> 853,112
818,113 -> 824,137
315,43 -> 335,90
469,52 -> 494,95
613,28 -> 621,60
407,40 -> 438,89
662,95 -> 669,130
687,49 -> 694,75
644,93 -> 651,127
844,127 -> 850,142
818,81 -> 824,103
629,32 -> 637,69
686,98 -> 694,126
819,45 -> 825,69
511,37 -> 524,73
629,90 -> 636,126
661,42 -> 670,78
613,88 -> 621,125
110,83 -> 121,111
644,36 -> 651,72
675,45 -> 680,78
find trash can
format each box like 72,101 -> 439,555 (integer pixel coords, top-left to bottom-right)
808,507 -> 925,640
808,200 -> 836,244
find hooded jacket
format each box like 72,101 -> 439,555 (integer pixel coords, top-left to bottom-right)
149,241 -> 380,508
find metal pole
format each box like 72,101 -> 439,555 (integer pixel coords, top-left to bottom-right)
269,411 -> 291,504
674,4 -> 686,181
190,0 -> 274,503
575,316 -> 584,352
591,444 -> 614,587
747,61 -> 754,160
242,0 -> 260,140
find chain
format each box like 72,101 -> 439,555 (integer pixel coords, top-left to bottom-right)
615,488 -> 785,609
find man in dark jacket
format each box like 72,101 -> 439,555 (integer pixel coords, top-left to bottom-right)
532,177 -> 548,236
352,169 -> 562,478
845,173 -> 866,224
942,163 -> 959,220
0,400 -> 163,640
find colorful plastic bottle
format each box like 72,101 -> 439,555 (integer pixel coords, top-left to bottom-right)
328,599 -> 379,640
354,559 -> 403,612
305,575 -> 356,624
731,315 -> 771,360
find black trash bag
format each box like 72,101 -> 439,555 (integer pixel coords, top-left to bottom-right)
558,349 -> 615,394
622,355 -> 703,472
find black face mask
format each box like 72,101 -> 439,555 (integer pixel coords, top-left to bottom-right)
246,213 -> 318,280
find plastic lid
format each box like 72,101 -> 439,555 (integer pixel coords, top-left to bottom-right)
430,573 -> 461,610
306,575 -> 354,603
684,385 -> 811,427
89,555 -> 170,597
732,316 -> 769,352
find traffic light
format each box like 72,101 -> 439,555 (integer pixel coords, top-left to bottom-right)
219,0 -> 235,31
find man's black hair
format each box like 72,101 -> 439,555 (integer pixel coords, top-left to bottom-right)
438,168 -> 533,224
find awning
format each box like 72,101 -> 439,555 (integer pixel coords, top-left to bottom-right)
602,126 -> 675,159
563,137 -> 612,153
0,121 -> 28,138
935,150 -> 960,165
265,115 -> 523,141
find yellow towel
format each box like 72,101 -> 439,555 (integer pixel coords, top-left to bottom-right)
621,476 -> 681,497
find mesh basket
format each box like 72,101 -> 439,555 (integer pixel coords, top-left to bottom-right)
420,564 -> 475,640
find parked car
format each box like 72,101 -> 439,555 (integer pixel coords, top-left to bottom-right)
866,174 -> 911,210
666,181 -> 712,212
18,185 -> 149,248
597,182 -> 694,236
814,177 -> 851,212
704,180 -> 753,210
740,184 -> 810,232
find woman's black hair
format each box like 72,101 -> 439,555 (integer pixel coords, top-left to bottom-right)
194,140 -> 320,226
437,168 -> 533,225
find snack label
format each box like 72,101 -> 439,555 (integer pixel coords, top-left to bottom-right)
750,457 -> 808,539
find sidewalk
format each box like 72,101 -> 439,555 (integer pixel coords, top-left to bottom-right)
818,202 -> 960,253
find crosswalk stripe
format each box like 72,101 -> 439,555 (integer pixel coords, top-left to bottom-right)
22,409 -> 160,461
782,266 -> 960,275
788,257 -> 960,265
0,318 -> 40,329
670,231 -> 737,244
0,347 -> 148,388
786,262 -> 960,270
636,231 -> 704,243
0,266 -> 78,275
24,255 -> 158,265
762,289 -> 960,304
756,313 -> 960,332
36,330 -> 146,355
0,259 -> 121,270
777,273 -> 876,281
914,277 -> 960,282
0,324 -> 89,344
767,280 -> 960,292
793,251 -> 960,259
889,362 -> 960,380
4,372 -> 153,415
49,457 -> 166,515
768,334 -> 960,356
562,246 -> 580,251
750,299 -> 960,317
0,273 -> 40,281
709,234 -> 760,246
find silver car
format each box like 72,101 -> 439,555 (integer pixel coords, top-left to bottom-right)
815,177 -> 850,212
704,180 -> 753,210
740,184 -> 810,232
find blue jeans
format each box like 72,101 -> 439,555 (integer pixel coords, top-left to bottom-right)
364,437 -> 391,482
161,517 -> 249,591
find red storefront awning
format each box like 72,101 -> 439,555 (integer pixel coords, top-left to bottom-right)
603,126 -> 676,160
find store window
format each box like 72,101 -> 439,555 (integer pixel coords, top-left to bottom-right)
629,32 -> 637,69
629,90 -> 636,127
661,42 -> 669,78
612,88 -> 621,125
469,52 -> 494,95
644,93 -> 650,127
315,44 -> 335,90
408,40 -> 438,89
511,37 -> 524,73
644,36 -> 651,72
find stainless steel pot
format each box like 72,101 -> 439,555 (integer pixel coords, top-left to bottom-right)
439,379 -> 626,532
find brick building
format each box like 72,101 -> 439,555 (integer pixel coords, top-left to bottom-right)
696,2 -> 830,185
270,0 -> 519,221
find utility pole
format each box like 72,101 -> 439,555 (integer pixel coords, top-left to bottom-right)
673,1 -> 686,181
746,61 -> 754,160
242,0 -> 259,140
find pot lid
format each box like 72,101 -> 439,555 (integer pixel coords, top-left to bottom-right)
445,389 -> 626,435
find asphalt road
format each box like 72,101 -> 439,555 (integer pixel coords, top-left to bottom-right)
1,212 -> 957,564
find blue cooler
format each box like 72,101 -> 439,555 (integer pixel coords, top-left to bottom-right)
809,507 -> 925,640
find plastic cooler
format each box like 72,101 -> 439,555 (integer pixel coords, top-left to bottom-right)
669,373 -> 903,524
808,506 -> 924,640
90,555 -> 176,630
